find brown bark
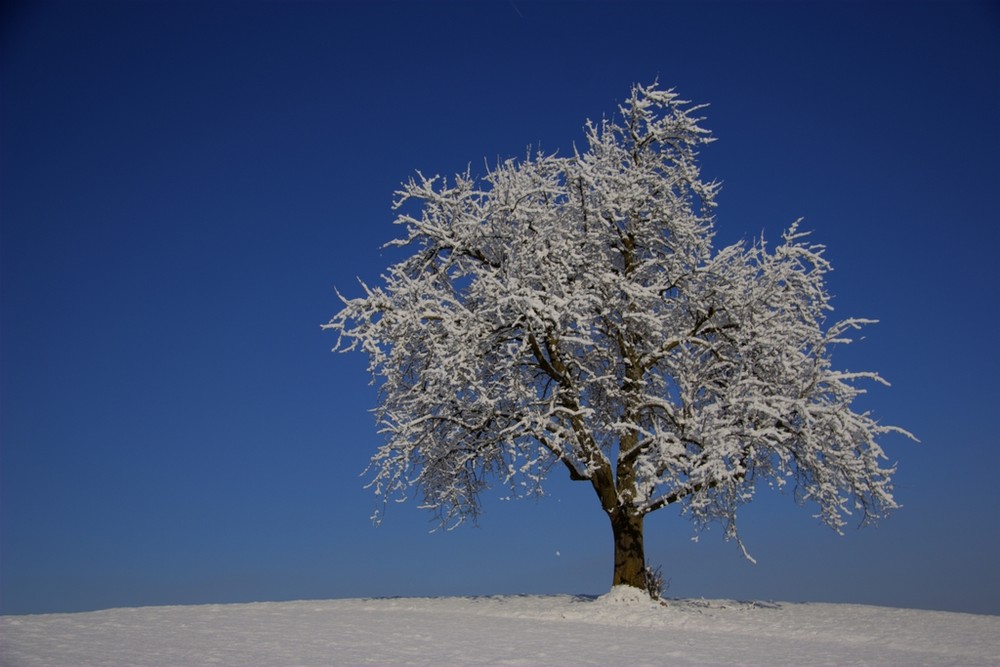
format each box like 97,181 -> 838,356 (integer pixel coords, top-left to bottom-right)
610,508 -> 647,591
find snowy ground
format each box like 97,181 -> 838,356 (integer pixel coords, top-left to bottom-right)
1,587 -> 997,666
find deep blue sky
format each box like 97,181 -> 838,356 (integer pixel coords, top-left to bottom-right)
2,1 -> 998,617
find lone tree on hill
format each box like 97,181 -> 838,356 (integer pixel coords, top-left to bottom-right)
325,83 -> 912,595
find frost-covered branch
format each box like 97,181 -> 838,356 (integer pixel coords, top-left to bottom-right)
325,83 -> 912,581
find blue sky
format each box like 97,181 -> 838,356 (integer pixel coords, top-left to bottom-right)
1,0 -> 998,616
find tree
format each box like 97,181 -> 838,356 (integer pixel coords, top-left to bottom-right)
324,83 -> 912,595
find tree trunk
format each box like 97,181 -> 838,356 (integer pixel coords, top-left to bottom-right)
610,508 -> 647,591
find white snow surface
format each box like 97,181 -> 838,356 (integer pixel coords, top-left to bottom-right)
2,589 -> 997,666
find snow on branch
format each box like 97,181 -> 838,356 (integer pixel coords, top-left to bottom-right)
325,82 -> 913,552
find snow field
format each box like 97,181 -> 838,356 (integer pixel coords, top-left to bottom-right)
2,589 -> 998,666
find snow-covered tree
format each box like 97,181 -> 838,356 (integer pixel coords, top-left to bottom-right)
324,83 -> 912,595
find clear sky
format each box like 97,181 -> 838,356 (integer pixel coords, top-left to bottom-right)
1,0 -> 998,617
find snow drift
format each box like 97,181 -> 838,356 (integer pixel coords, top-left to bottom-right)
2,590 -> 997,666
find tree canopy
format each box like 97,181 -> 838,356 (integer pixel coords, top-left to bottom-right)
325,83 -> 911,592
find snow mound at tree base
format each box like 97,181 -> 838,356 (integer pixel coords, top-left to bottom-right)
594,584 -> 652,605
